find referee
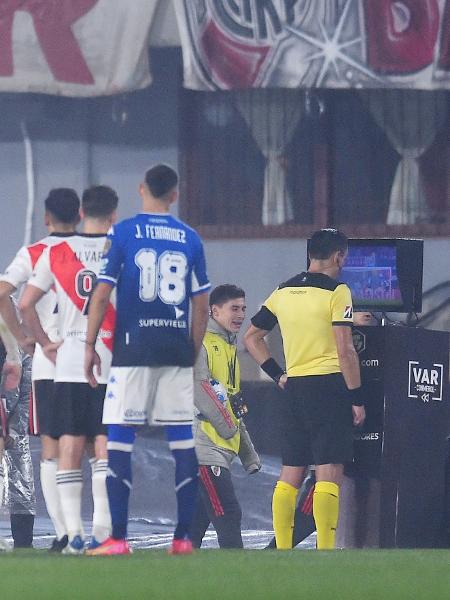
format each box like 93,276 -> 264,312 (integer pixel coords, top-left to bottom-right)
244,229 -> 365,550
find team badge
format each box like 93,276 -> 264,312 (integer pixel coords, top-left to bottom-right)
344,305 -> 353,319
102,238 -> 112,256
211,466 -> 221,477
352,329 -> 366,354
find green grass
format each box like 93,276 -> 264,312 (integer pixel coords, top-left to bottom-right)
2,549 -> 449,600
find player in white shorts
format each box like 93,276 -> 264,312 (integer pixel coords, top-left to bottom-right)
19,185 -> 118,554
85,164 -> 210,556
0,188 -> 80,551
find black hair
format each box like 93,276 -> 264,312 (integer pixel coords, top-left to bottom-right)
144,164 -> 178,199
81,185 -> 119,218
209,284 -> 245,307
308,228 -> 348,260
44,188 -> 80,224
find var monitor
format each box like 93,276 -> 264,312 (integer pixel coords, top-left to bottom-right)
307,238 -> 424,313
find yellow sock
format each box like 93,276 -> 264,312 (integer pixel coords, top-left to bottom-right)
272,481 -> 298,549
313,481 -> 339,550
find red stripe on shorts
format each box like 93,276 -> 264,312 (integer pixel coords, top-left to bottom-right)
199,465 -> 224,517
301,484 -> 315,515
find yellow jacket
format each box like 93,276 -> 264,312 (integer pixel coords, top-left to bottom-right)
200,324 -> 241,454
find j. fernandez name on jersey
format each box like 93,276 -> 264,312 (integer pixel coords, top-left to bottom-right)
134,224 -> 186,244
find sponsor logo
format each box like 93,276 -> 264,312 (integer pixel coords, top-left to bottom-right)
138,318 -> 187,329
211,466 -> 221,477
124,408 -> 145,418
174,307 -> 185,319
102,238 -> 112,256
344,305 -> 353,319
408,361 -> 443,403
352,329 -> 366,354
100,257 -> 109,273
361,359 -> 379,367
354,432 -> 380,441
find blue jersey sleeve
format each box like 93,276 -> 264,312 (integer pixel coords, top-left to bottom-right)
191,237 -> 211,296
98,225 -> 124,287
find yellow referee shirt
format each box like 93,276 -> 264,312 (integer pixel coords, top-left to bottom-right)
251,272 -> 353,377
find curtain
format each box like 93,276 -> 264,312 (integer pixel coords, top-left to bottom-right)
235,89 -> 304,225
360,90 -> 447,225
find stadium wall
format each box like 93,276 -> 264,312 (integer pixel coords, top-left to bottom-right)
0,48 -> 448,380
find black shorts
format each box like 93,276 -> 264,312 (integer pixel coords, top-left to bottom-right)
32,379 -> 55,436
281,373 -> 353,467
50,382 -> 107,438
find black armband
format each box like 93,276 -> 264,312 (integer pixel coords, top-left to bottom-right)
348,386 -> 364,406
260,358 -> 285,384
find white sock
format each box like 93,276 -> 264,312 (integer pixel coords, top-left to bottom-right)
40,460 -> 67,540
56,469 -> 84,541
90,459 -> 111,543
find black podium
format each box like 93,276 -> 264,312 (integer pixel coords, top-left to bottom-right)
341,325 -> 450,548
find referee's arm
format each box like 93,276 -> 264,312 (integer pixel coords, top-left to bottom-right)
244,322 -> 286,389
333,325 -> 365,426
244,324 -> 271,365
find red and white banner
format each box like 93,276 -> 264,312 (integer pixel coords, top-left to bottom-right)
175,0 -> 450,90
0,0 -> 157,96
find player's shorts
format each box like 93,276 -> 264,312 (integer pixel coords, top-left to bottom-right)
50,382 -> 107,438
281,373 -> 353,467
30,379 -> 55,436
102,366 -> 194,426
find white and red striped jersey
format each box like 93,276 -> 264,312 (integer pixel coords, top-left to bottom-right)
30,233 -> 115,384
0,233 -> 74,381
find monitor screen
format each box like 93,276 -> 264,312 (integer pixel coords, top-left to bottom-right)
340,243 -> 402,308
306,238 -> 423,312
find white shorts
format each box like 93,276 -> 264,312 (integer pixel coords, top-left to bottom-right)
102,366 -> 194,426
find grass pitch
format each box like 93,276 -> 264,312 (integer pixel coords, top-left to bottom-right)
2,548 -> 449,600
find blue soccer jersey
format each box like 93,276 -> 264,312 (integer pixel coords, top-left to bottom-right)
98,213 -> 210,367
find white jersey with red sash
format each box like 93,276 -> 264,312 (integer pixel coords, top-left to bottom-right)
0,234 -> 73,381
30,234 -> 115,384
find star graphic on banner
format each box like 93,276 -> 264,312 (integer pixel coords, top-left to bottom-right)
285,0 -> 384,86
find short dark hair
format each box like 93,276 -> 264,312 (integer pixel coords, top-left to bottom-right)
82,185 -> 119,218
145,164 -> 178,199
209,284 -> 245,307
309,228 -> 348,260
44,188 -> 80,224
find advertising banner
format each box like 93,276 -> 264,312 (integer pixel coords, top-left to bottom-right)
0,0 -> 157,96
